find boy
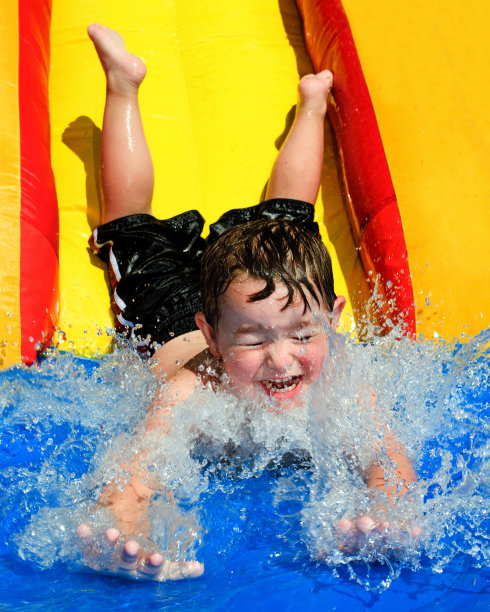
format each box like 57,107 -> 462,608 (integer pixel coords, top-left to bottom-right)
78,24 -> 417,581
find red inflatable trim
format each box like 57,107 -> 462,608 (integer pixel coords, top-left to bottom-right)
296,0 -> 415,335
18,0 -> 59,363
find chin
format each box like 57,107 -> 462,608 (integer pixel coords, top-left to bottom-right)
264,391 -> 307,412
229,380 -> 309,412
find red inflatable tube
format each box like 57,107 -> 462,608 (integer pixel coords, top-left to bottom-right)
296,0 -> 416,336
19,0 -> 59,363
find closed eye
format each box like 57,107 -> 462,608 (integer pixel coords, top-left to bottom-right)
293,332 -> 315,342
293,322 -> 322,342
234,336 -> 265,347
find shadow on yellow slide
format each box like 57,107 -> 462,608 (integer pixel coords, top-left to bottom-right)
50,0 -> 365,358
1,0 -> 489,365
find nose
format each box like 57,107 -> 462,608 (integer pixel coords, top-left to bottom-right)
265,341 -> 294,374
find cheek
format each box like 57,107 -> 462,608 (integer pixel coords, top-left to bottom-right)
222,349 -> 260,381
300,343 -> 328,379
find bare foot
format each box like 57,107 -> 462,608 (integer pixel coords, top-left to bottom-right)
87,23 -> 147,95
297,69 -> 333,116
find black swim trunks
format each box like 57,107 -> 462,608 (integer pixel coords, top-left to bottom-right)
90,198 -> 318,354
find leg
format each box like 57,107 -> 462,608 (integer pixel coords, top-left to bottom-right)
266,70 -> 333,205
88,24 -> 154,223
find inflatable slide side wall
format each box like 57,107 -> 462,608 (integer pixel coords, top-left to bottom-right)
1,0 -> 489,367
297,0 -> 415,334
0,0 -> 58,367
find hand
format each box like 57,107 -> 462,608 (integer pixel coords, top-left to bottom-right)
334,515 -> 423,554
77,523 -> 204,581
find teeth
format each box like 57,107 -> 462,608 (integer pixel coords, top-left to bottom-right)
262,376 -> 300,393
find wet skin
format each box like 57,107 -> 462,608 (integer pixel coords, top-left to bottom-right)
83,19 -> 417,578
196,275 -> 345,411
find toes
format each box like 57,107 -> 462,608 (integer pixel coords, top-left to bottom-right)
316,69 -> 333,85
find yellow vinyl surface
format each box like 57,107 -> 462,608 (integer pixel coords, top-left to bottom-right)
342,0 -> 490,340
0,4 -> 21,367
49,0 -> 359,356
49,0 -> 490,355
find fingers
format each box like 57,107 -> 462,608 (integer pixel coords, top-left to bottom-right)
336,518 -> 353,534
118,545 -> 204,581
356,516 -> 376,534
76,524 -> 204,581
104,527 -> 120,545
159,560 -> 205,581
335,515 -> 423,554
139,552 -> 164,577
336,515 -> 379,538
119,539 -> 141,571
77,523 -> 98,559
139,558 -> 204,580
77,523 -> 92,539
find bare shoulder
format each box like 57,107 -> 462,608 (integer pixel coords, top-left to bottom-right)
145,349 -> 221,432
150,330 -> 209,379
144,364 -> 199,433
152,348 -> 220,406
151,365 -> 199,412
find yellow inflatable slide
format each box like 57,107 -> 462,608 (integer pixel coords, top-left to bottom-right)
1,0 -> 489,366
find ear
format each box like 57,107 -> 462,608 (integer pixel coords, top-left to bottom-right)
195,312 -> 221,357
329,295 -> 346,329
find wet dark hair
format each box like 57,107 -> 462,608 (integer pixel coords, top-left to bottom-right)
200,218 -> 337,328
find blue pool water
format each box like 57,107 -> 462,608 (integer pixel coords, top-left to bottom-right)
0,329 -> 489,611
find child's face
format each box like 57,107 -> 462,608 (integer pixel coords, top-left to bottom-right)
197,276 -> 345,410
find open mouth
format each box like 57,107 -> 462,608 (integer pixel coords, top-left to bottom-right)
260,375 -> 303,400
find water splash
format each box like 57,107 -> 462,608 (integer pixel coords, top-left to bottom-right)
302,327 -> 489,591
0,327 -> 488,593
